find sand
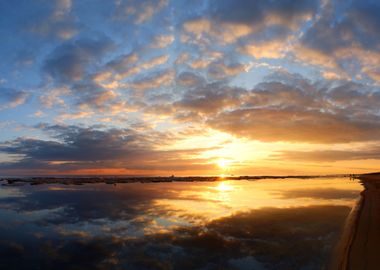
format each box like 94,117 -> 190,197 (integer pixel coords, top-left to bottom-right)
331,173 -> 380,270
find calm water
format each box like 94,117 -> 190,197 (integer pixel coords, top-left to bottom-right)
0,178 -> 362,270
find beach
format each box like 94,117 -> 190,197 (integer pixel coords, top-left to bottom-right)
331,173 -> 380,270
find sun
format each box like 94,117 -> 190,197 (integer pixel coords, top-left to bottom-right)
216,159 -> 231,169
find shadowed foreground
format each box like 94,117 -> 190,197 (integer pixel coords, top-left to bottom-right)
332,173 -> 380,270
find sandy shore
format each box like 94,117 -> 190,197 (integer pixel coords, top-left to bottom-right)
331,173 -> 380,270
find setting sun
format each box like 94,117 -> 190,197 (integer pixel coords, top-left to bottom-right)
216,159 -> 232,169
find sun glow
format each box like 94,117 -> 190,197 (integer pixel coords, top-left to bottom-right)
216,181 -> 234,192
216,159 -> 231,169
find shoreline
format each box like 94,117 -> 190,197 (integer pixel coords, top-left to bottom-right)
328,195 -> 364,270
331,173 -> 380,270
0,174 -> 352,186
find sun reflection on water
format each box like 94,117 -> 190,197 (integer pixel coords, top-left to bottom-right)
0,177 -> 364,270
150,178 -> 363,227
215,181 -> 234,192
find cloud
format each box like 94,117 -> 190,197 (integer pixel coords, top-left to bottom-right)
176,72 -> 206,87
39,82 -> 124,114
207,107 -> 380,143
151,35 -> 174,49
106,53 -> 139,73
182,0 -> 318,44
182,18 -> 252,44
171,72 -> 380,143
175,53 -> 190,64
175,82 -> 246,114
0,88 -> 29,110
27,0 -> 78,40
99,52 -> 140,81
0,124 -> 216,174
55,111 -> 94,122
2,0 -> 380,173
72,82 -> 119,110
107,54 -> 168,75
240,39 -> 288,59
296,0 -> 380,81
183,51 -> 223,71
44,36 -> 114,83
208,62 -> 252,78
274,147 -> 380,162
189,58 -> 212,69
129,70 -> 174,91
0,124 -> 151,162
208,0 -> 318,27
293,45 -> 338,69
115,0 -> 168,24
94,53 -> 168,87
40,87 -> 71,108
139,55 -> 169,70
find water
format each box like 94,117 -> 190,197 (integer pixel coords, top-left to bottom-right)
0,178 -> 362,270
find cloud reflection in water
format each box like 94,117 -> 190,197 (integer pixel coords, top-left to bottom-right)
0,178 -> 362,269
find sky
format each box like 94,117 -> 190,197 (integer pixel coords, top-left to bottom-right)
0,0 -> 380,176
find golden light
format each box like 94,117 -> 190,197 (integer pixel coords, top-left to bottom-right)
216,182 -> 234,192
216,159 -> 231,169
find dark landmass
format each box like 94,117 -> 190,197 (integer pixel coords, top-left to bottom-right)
0,174 -> 353,186
330,172 -> 380,270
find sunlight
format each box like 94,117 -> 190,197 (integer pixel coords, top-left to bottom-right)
216,181 -> 234,192
216,158 -> 231,169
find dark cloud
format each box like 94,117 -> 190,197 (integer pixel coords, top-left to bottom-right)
1,124 -> 152,162
71,82 -> 118,110
174,82 -> 246,114
104,52 -> 139,78
129,69 -> 174,91
114,0 -> 168,24
170,72 -> 380,143
176,71 -> 206,87
297,0 -> 380,81
0,88 -> 29,110
209,0 -> 319,26
302,0 -> 380,53
0,124 -> 216,174
24,0 -> 79,40
181,0 -> 319,45
44,36 -> 114,83
274,147 -> 380,162
198,74 -> 380,143
207,107 -> 380,143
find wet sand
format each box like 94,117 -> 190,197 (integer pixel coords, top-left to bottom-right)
331,173 -> 380,270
